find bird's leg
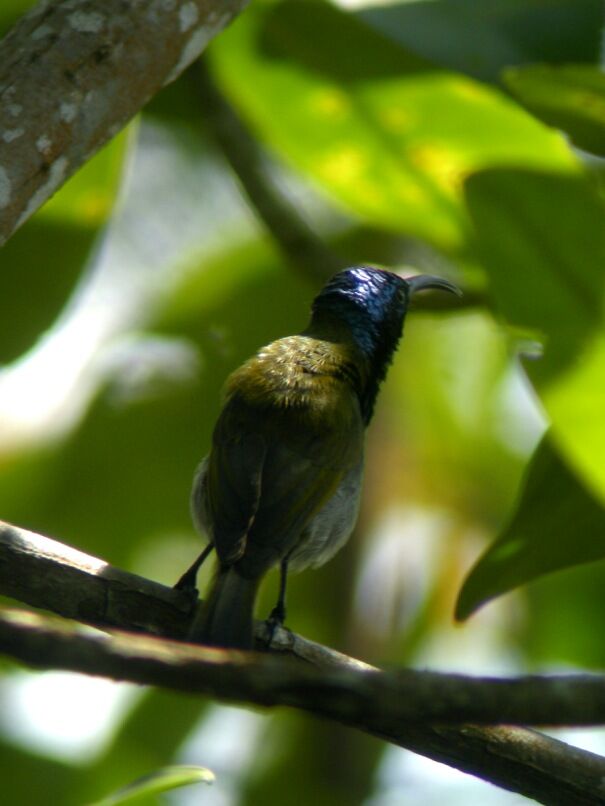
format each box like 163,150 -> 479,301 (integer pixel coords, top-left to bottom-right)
264,558 -> 289,647
174,543 -> 214,593
271,558 -> 289,624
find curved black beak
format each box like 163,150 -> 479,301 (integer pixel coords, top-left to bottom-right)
405,274 -> 462,298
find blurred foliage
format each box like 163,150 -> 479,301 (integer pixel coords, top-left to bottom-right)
359,0 -> 603,83
505,64 -> 605,157
211,1 -> 575,252
1,0 -> 605,804
456,436 -> 605,620
0,132 -> 128,363
466,169 -> 605,504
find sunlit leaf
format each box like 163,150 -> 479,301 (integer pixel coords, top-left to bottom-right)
92,765 -> 213,805
210,1 -> 576,253
505,64 -> 605,157
456,436 -> 605,619
465,168 -> 605,504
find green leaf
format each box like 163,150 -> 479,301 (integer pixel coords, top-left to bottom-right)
211,1 -> 576,253
465,168 -> 605,504
456,436 -> 605,619
361,1 -> 603,84
92,765 -> 214,805
505,64 -> 605,157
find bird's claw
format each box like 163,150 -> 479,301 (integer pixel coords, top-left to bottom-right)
173,572 -> 201,619
173,567 -> 199,594
263,604 -> 286,648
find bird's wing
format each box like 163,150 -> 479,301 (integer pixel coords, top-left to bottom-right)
205,426 -> 266,564
240,434 -> 352,577
206,391 -> 362,575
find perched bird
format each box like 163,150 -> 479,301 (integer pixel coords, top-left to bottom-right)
177,266 -> 460,648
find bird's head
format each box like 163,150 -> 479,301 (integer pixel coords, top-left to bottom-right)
310,265 -> 460,421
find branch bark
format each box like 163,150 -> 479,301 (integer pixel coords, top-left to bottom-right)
2,521 -> 605,804
0,0 -> 248,245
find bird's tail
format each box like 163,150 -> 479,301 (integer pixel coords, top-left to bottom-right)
189,566 -> 260,649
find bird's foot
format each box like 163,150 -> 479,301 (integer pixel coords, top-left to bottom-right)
174,544 -> 214,594
173,569 -> 201,619
173,566 -> 199,594
263,603 -> 286,649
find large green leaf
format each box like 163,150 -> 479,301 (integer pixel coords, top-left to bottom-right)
465,168 -> 605,504
360,1 -> 603,84
456,436 -> 605,619
505,64 -> 605,157
210,1 -> 576,253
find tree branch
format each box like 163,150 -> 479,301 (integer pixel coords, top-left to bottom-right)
0,0 -> 248,245
2,609 -> 605,806
2,521 -> 605,803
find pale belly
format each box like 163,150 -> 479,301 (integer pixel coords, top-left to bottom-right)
286,461 -> 363,572
191,457 -> 363,573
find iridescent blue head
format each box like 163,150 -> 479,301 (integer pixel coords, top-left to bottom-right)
311,265 -> 460,422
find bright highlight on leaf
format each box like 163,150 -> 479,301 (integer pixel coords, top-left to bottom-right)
211,1 -> 576,252
92,765 -> 214,805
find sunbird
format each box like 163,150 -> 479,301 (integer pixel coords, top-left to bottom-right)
178,266 -> 460,648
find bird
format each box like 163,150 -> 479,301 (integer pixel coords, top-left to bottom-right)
176,265 -> 460,649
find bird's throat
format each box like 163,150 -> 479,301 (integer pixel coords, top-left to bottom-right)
306,309 -> 401,423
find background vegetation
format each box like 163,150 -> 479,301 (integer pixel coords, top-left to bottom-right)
1,0 -> 605,803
